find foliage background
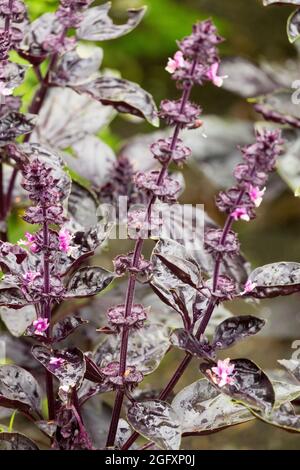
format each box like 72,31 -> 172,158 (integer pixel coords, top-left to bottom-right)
6,0 -> 300,449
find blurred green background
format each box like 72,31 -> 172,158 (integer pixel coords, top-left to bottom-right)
8,0 -> 300,450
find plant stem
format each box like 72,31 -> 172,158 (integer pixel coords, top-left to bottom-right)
106,62 -> 197,449
42,209 -> 55,421
121,172 -> 252,449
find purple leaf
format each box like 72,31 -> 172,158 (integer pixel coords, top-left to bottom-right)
0,242 -> 27,273
65,266 -> 114,298
278,359 -> 300,382
0,433 -> 39,450
253,402 -> 300,432
170,329 -> 214,360
50,46 -> 103,87
152,239 -> 201,289
0,305 -> 36,337
0,288 -> 29,309
32,346 -> 86,390
73,76 -> 159,126
64,135 -> 116,189
212,316 -> 266,349
247,262 -> 300,298
219,57 -> 278,98
52,316 -> 88,343
0,365 -> 42,415
254,90 -> 300,129
31,87 -> 116,149
200,358 -> 275,412
94,324 -> 170,375
0,112 -> 36,146
0,62 -> 27,94
76,3 -> 146,41
19,13 -> 64,63
127,400 -> 181,450
172,379 -> 253,434
67,182 -> 98,229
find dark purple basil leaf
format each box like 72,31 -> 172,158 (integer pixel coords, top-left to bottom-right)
94,324 -> 170,375
278,359 -> 300,382
272,377 -> 300,405
79,381 -> 113,405
64,135 -> 116,188
152,239 -> 201,289
76,3 -> 146,41
60,221 -> 113,276
0,242 -> 27,273
0,112 -> 36,146
31,346 -> 86,390
200,358 -> 275,412
247,262 -> 300,298
219,57 -> 278,98
50,46 -> 102,87
36,420 -> 57,438
253,402 -> 300,432
212,316 -> 265,349
254,90 -> 300,128
150,240 -> 197,319
73,76 -> 159,126
19,13 -> 64,61
170,329 -> 214,360
287,8 -> 300,42
0,305 -> 36,337
127,400 -> 181,450
0,365 -> 41,415
171,379 -> 253,433
31,87 -> 115,149
0,62 -> 27,94
65,266 -> 114,298
53,404 -> 93,450
52,316 -> 88,343
0,433 -> 39,450
84,354 -> 105,383
159,204 -> 250,288
68,182 -> 99,229
0,288 -> 29,309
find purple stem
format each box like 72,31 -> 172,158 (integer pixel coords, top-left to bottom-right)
106,61 -> 198,449
42,209 -> 55,421
121,173 -> 252,450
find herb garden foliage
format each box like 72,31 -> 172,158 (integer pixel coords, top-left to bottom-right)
0,0 -> 299,451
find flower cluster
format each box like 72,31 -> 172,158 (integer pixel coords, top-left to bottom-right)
56,0 -> 92,28
208,358 -> 235,388
165,20 -> 225,88
106,304 -> 147,332
215,130 -> 283,223
100,362 -> 143,390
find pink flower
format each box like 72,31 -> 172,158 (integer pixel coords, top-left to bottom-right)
33,317 -> 49,336
231,207 -> 250,222
49,357 -> 65,368
165,51 -> 186,74
241,280 -> 257,295
248,185 -> 266,208
210,358 -> 235,387
58,228 -> 71,253
207,62 -> 227,87
18,232 -> 39,253
22,271 -> 39,285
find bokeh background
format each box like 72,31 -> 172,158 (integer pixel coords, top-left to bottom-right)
5,0 -> 300,449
